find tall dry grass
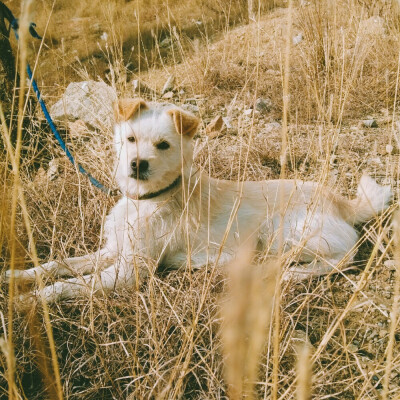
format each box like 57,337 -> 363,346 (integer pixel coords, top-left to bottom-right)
1,0 -> 400,399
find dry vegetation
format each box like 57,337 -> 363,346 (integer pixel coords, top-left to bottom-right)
2,0 -> 400,399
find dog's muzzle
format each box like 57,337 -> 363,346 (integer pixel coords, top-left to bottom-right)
130,159 -> 149,180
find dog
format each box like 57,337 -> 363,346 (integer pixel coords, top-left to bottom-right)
6,98 -> 392,302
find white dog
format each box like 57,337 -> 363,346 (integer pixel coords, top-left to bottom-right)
6,98 -> 392,302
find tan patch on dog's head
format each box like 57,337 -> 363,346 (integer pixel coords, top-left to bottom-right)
114,98 -> 148,122
167,108 -> 199,137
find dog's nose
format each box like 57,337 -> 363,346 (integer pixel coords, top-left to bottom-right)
131,159 -> 149,174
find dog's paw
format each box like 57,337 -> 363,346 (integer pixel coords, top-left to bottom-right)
4,269 -> 37,283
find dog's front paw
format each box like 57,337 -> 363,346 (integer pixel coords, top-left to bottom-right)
4,269 -> 36,283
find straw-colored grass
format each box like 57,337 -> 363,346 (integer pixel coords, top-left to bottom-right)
1,0 -> 400,399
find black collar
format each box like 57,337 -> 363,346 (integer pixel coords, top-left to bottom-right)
128,175 -> 182,200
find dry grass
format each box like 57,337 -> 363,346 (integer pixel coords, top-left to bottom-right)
1,0 -> 400,399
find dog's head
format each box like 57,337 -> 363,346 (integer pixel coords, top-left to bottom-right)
113,98 -> 199,198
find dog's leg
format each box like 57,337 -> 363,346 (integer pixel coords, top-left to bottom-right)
283,214 -> 358,280
35,257 -> 147,302
284,257 -> 348,281
5,249 -> 115,282
166,250 -> 235,269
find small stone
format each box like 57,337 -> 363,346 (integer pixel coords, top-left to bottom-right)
255,97 -> 272,114
370,330 -> 378,339
132,79 -> 155,95
384,260 -> 396,270
206,115 -> 224,136
368,156 -> 382,165
160,37 -> 172,48
379,329 -> 388,338
222,116 -> 232,129
47,159 -> 60,181
293,33 -> 303,45
162,91 -> 174,99
265,122 -> 281,132
244,109 -> 253,116
291,330 -> 315,351
181,104 -> 199,114
380,108 -> 389,117
162,75 -> 175,94
100,32 -> 108,41
362,119 -> 378,128
347,343 -> 359,353
386,144 -> 394,154
67,120 -> 89,139
50,80 -> 117,130
266,69 -> 281,76
360,16 -> 386,36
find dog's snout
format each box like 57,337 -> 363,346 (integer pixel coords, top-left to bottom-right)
131,159 -> 149,173
131,159 -> 149,179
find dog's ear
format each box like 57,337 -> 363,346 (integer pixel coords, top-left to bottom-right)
114,98 -> 148,122
167,108 -> 199,137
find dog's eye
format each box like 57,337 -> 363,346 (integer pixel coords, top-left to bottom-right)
156,141 -> 170,150
127,136 -> 136,143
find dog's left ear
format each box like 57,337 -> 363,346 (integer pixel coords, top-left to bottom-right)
167,108 -> 199,137
114,98 -> 148,122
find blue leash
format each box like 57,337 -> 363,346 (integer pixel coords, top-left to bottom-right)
7,11 -> 117,196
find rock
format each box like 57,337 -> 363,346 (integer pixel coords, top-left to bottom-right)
50,80 -> 116,131
255,97 -> 272,114
160,37 -> 172,48
206,115 -> 224,138
100,32 -> 108,41
370,330 -> 378,339
362,119 -> 378,128
291,330 -> 315,351
368,156 -> 382,165
47,159 -> 60,181
379,329 -> 388,338
185,96 -> 205,104
293,33 -> 303,45
222,116 -> 232,129
347,343 -> 358,353
360,16 -> 386,36
206,115 -> 223,133
265,122 -> 281,132
162,91 -> 174,100
386,144 -> 394,154
132,79 -> 156,95
244,108 -> 253,116
181,104 -> 199,114
33,167 -> 47,186
266,69 -> 281,76
384,260 -> 397,271
67,120 -> 90,139
162,75 -> 175,95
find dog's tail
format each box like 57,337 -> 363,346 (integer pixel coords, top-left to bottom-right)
342,175 -> 392,225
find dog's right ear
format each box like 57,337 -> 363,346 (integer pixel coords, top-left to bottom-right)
167,108 -> 199,137
114,98 -> 148,122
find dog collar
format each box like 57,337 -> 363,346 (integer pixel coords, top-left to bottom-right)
127,175 -> 182,200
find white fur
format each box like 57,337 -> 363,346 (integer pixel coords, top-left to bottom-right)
6,102 -> 393,302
